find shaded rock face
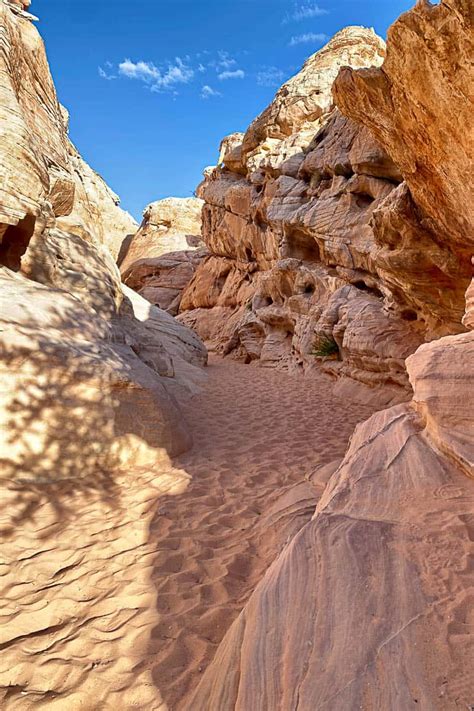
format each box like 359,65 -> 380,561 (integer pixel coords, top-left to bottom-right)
178,21 -> 470,399
120,197 -> 207,315
189,3 -> 474,708
0,2 -> 207,479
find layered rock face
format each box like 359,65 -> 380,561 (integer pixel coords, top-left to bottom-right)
177,21 -> 470,399
189,2 -> 474,708
120,197 -> 207,315
0,2 -> 206,481
0,0 -> 136,264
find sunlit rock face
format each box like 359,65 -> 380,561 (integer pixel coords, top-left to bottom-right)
0,1 -> 136,264
177,18 -> 471,400
0,0 -> 207,479
120,197 -> 207,315
188,3 -> 474,708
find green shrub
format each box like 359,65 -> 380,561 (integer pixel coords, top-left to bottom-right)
311,334 -> 339,358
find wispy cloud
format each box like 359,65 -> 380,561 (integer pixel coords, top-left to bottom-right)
200,84 -> 222,99
216,50 -> 237,70
256,66 -> 286,87
117,57 -> 194,91
288,32 -> 328,47
218,68 -> 245,81
118,59 -> 160,81
283,2 -> 329,24
98,66 -> 116,80
99,50 -> 250,96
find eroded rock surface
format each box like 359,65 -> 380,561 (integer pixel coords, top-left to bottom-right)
0,1 -> 207,484
120,197 -> 207,314
174,20 -> 470,402
0,4 -> 208,707
0,0 -> 136,264
189,2 -> 474,708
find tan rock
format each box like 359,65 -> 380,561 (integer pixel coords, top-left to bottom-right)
188,4 -> 474,707
62,145 -> 138,261
242,27 -> 386,162
178,13 -> 472,399
122,248 -> 207,315
119,197 -> 204,270
179,36 -> 418,393
0,0 -> 207,476
0,268 -> 191,480
119,197 -> 206,313
0,2 -> 136,264
333,0 -> 474,255
190,394 -> 474,709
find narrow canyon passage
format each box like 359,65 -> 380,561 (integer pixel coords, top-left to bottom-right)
148,356 -> 379,709
0,357 -> 378,710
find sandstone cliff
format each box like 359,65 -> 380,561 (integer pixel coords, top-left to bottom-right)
0,7 -> 209,705
120,197 -> 207,315
175,19 -> 470,403
0,0 -> 206,480
188,2 -> 474,708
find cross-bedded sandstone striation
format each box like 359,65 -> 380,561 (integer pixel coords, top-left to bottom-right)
174,18 -> 471,402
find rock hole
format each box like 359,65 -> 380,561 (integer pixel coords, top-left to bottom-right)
284,229 -> 320,262
254,295 -> 273,309
0,214 -> 36,271
355,193 -> 375,208
401,308 -> 418,322
353,280 -> 383,298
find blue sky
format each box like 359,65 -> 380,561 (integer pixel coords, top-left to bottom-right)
35,0 -> 414,221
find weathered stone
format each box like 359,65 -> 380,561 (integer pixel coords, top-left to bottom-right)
119,197 -> 206,313
0,1 -> 207,476
178,30 -> 425,395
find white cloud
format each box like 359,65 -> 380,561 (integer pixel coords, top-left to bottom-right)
256,66 -> 286,87
218,69 -> 245,81
119,59 -> 160,81
118,57 -> 194,92
217,50 -> 237,70
283,3 -> 329,24
200,84 -> 222,99
98,66 -> 116,80
288,32 -> 328,46
154,57 -> 194,89
101,50 -> 249,96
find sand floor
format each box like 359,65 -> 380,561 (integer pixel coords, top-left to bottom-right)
0,357 -> 378,710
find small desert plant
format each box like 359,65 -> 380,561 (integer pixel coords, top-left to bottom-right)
311,334 -> 339,358
245,299 -> 253,311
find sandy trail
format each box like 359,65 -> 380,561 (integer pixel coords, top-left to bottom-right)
147,357 -> 378,708
0,356 -> 378,710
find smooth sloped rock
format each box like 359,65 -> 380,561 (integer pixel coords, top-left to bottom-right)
120,197 -> 204,270
0,269 -> 191,481
190,398 -> 474,710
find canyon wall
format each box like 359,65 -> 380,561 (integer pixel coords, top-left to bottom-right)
0,0 -> 207,483
173,18 -> 470,402
120,196 -> 207,315
188,1 -> 474,708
